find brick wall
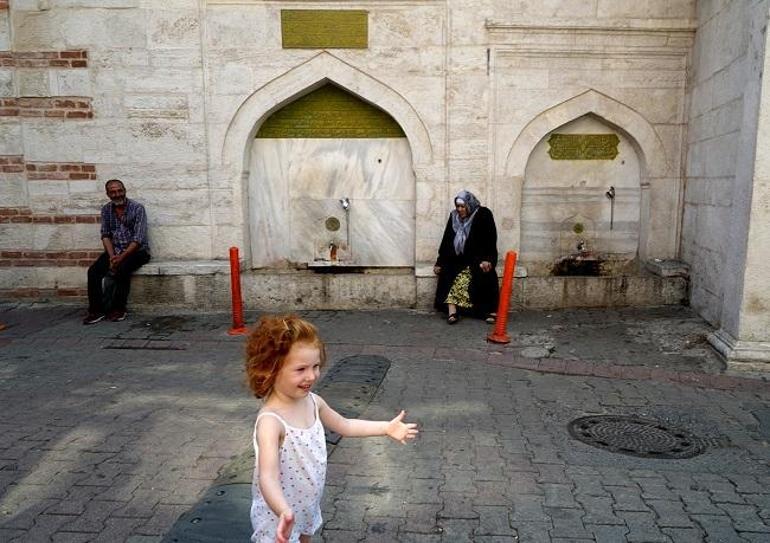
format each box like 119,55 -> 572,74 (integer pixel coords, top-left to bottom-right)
0,97 -> 94,118
0,250 -> 102,267
0,1 -> 8,10
0,50 -> 88,68
0,208 -> 100,225
26,162 -> 97,180
0,155 -> 97,179
0,155 -> 24,173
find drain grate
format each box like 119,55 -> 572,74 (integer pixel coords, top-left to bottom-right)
568,415 -> 707,459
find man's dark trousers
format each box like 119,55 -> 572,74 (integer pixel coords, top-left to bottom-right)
87,250 -> 150,313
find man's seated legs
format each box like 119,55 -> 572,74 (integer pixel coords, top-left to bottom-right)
107,249 -> 151,321
84,252 -> 111,324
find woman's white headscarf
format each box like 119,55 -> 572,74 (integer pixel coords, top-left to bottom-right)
451,190 -> 481,255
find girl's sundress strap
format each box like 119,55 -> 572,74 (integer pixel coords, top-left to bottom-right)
253,411 -> 289,449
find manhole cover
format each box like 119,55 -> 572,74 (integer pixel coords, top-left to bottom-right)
568,415 -> 707,459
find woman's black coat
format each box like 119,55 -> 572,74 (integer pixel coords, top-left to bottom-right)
433,206 -> 500,316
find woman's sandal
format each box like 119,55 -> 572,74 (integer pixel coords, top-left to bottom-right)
447,313 -> 459,324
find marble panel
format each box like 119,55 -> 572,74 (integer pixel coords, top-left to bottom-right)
0,70 -> 13,98
249,138 -> 415,267
0,122 -> 23,155
0,12 -> 9,51
520,116 -> 641,267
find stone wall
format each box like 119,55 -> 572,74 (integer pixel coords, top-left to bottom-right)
685,0 -> 770,368
1,0 -> 700,311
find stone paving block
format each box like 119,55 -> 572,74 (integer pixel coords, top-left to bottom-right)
616,510 -> 671,542
536,465 -> 569,484
727,474 -> 766,494
112,491 -> 162,519
438,492 -> 478,520
0,498 -> 59,530
402,503 -> 441,534
576,496 -> 624,525
511,494 -> 550,522
320,529 -> 365,542
543,484 -> 578,508
8,513 -> 74,542
364,515 -> 404,541
717,503 -> 770,532
135,504 -> 191,536
546,506 -> 591,539
588,523 -> 630,543
409,477 -> 442,505
662,472 -> 698,491
679,490 -> 728,515
637,479 -> 679,501
50,533 -> 94,543
661,526 -> 705,542
437,518 -> 479,541
396,532 -> 442,542
472,480 -> 510,506
0,529 -> 27,542
474,505 -> 516,536
60,499 -> 125,533
647,499 -> 695,528
475,536 -> 521,542
510,521 -> 552,543
570,474 -> 611,498
323,499 -> 367,530
692,513 -> 746,541
90,517 -> 145,543
607,485 -> 650,512
709,491 -> 747,504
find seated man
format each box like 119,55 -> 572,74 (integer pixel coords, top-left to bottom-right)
83,179 -> 150,324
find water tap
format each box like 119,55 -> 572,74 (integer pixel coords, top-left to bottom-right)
576,239 -> 586,252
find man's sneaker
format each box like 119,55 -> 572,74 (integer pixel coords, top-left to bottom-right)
108,310 -> 127,322
83,312 -> 105,325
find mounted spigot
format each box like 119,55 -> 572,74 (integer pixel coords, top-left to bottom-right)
576,239 -> 586,252
605,186 -> 616,230
339,197 -> 350,210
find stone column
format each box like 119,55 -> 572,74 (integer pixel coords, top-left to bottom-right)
708,4 -> 770,371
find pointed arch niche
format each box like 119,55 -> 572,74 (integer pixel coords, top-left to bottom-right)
221,53 -> 432,268
502,90 -> 674,270
250,83 -> 414,268
521,114 -> 641,275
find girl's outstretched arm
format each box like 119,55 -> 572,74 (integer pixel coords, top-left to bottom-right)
317,395 -> 419,443
255,416 -> 293,537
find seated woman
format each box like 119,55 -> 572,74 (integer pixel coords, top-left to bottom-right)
433,190 -> 500,324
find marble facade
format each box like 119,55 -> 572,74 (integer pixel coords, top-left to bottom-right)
249,138 -> 414,268
2,1 -> 770,368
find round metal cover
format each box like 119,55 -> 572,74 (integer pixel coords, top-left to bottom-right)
325,217 -> 341,232
568,415 -> 706,459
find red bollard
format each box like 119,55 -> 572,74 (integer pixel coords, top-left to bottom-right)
487,251 -> 518,344
227,246 -> 248,336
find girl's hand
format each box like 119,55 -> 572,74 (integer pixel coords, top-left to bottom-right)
276,510 -> 294,543
479,260 -> 492,272
386,410 -> 419,444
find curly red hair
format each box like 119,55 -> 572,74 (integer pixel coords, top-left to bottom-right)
244,315 -> 326,398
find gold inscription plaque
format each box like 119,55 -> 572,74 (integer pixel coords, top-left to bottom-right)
282,10 -> 368,49
257,84 -> 405,139
547,134 -> 620,160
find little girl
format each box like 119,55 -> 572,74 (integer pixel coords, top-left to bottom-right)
245,315 -> 418,543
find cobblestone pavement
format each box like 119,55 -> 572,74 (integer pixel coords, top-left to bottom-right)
0,303 -> 769,542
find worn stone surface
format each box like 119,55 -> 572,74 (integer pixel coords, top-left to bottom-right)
0,303 -> 768,542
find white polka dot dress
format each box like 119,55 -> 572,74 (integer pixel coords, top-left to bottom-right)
250,393 -> 327,543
